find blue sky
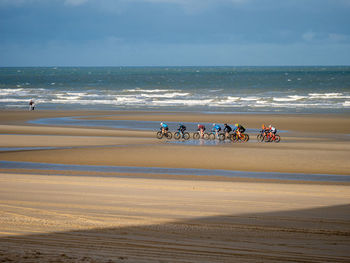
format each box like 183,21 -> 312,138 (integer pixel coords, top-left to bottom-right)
1,0 -> 350,66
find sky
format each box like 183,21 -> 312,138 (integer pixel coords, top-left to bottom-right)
0,0 -> 350,66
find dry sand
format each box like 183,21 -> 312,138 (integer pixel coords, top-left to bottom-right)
1,110 -> 350,262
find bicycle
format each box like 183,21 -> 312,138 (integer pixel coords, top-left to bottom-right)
218,132 -> 234,141
174,129 -> 190,140
156,129 -> 172,139
204,127 -> 223,140
231,131 -> 249,142
257,130 -> 268,142
264,132 -> 281,143
193,130 -> 206,139
204,131 -> 216,140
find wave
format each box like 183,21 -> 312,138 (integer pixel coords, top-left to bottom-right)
273,95 -> 306,102
140,92 -> 190,98
214,97 -> 240,105
0,88 -> 26,96
240,97 -> 260,101
308,92 -> 350,99
0,98 -> 29,102
123,89 -> 175,93
343,101 -> 350,107
1,86 -> 350,111
152,99 -> 214,106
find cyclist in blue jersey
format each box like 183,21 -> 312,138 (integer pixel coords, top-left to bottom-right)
212,123 -> 222,138
160,122 -> 169,135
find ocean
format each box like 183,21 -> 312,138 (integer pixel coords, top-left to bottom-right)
1,66 -> 350,113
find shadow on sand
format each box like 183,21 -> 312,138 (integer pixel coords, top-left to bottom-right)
0,204 -> 349,263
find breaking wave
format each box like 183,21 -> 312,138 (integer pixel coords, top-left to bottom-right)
1,87 -> 350,111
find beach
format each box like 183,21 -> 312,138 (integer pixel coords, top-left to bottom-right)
1,110 -> 350,262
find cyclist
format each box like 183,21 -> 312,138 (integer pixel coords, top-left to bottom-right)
268,124 -> 277,140
197,124 -> 206,138
233,123 -> 245,138
261,124 -> 269,136
223,123 -> 232,138
212,123 -> 222,138
160,122 -> 169,135
178,123 -> 187,135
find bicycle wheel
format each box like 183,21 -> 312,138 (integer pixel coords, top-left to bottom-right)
165,132 -> 172,139
156,131 -> 163,139
230,134 -> 237,142
244,134 -> 249,142
183,132 -> 190,140
257,134 -> 263,142
274,135 -> 281,143
174,132 -> 181,140
204,133 -> 210,140
218,133 -> 225,141
264,135 -> 271,142
193,132 -> 200,140
209,133 -> 215,140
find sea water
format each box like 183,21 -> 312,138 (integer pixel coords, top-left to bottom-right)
1,66 -> 350,113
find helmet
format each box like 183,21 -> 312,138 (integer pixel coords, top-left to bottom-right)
269,124 -> 272,128
198,124 -> 200,127
235,123 -> 238,127
262,124 -> 266,129
224,123 -> 227,126
160,122 -> 163,126
213,123 -> 216,126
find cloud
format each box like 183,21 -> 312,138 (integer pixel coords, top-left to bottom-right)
302,31 -> 350,44
328,33 -> 350,43
302,31 -> 316,42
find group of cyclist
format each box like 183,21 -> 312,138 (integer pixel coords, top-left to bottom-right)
197,123 -> 246,139
160,122 -> 277,140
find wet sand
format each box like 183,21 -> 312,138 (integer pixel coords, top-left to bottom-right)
1,110 -> 350,262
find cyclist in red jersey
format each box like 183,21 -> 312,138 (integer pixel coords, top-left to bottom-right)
197,124 -> 206,138
268,124 -> 277,140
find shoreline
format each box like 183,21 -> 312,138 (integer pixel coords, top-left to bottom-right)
2,109 -> 350,133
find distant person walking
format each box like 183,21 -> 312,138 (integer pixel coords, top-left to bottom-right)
29,99 -> 35,111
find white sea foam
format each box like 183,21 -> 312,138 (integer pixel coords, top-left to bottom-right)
0,88 -> 25,96
273,95 -> 306,102
140,92 -> 190,98
2,85 -> 349,111
214,96 -> 240,105
114,97 -> 145,104
123,89 -> 174,93
226,96 -> 240,101
308,92 -> 346,99
0,98 -> 29,102
240,97 -> 259,101
209,89 -> 224,93
66,92 -> 88,96
152,99 -> 213,106
343,101 -> 350,107
50,96 -> 146,105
